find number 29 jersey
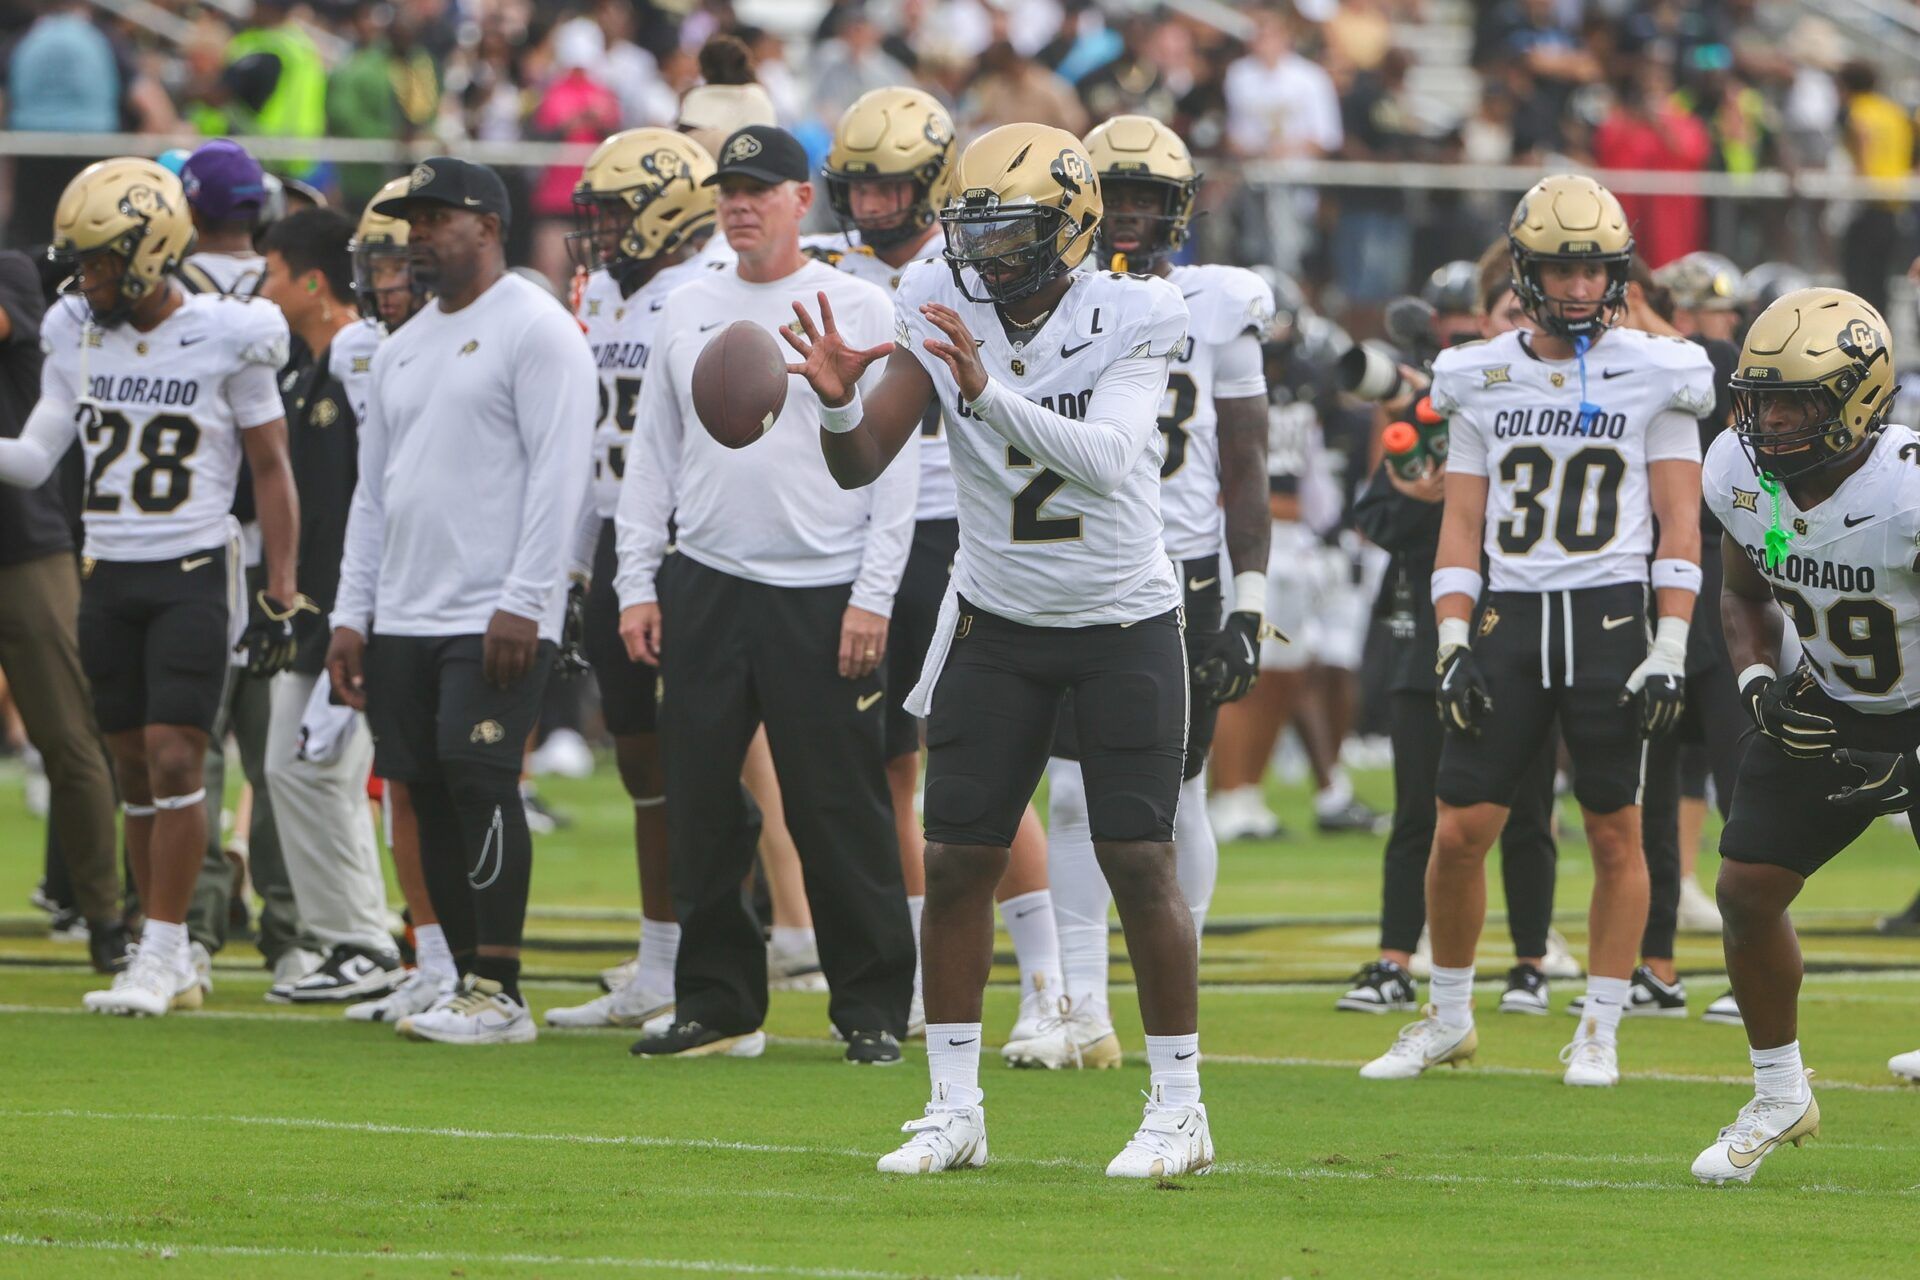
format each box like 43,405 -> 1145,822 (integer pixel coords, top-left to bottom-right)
1431,326 -> 1714,592
1705,424 -> 1920,712
39,292 -> 289,562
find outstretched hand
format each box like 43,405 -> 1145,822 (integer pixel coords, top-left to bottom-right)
782,291 -> 893,408
919,302 -> 989,401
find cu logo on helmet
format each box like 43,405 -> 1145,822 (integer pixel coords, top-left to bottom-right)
1053,149 -> 1093,192
642,149 -> 688,185
122,184 -> 171,218
1843,317 -> 1882,359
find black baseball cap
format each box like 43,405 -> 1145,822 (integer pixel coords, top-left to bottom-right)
703,126 -> 811,187
373,157 -> 512,226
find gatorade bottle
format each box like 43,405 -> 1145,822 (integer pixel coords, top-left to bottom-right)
1383,421 -> 1426,480
1414,395 -> 1449,463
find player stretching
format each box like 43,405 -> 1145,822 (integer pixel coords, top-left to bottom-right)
789,124 -> 1207,1176
1362,175 -> 1712,1086
0,158 -> 300,1014
1695,289 -> 1920,1179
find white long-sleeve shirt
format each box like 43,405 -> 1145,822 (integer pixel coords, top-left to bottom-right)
615,258 -> 917,614
332,272 -> 596,642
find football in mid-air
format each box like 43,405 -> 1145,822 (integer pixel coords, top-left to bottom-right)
692,320 -> 789,449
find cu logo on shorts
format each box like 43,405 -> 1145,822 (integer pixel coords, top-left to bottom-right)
470,719 -> 505,745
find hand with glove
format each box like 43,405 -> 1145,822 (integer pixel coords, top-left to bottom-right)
235,590 -> 318,678
1621,615 -> 1688,737
555,576 -> 591,678
1435,617 -> 1491,735
1197,610 -> 1262,704
1829,747 -> 1920,815
1740,663 -> 1837,759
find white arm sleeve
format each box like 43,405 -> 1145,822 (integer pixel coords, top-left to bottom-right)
1443,406 -> 1488,477
497,313 -> 596,623
614,329 -> 682,610
0,395 -> 78,489
1213,331 -> 1267,400
331,372 -> 389,637
969,354 -> 1171,497
1646,408 -> 1705,463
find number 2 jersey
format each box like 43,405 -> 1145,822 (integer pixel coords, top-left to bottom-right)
891,260 -> 1187,627
1431,325 -> 1714,592
38,291 -> 288,562
1705,424 -> 1920,712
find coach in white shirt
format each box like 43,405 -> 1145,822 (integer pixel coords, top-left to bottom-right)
617,125 -> 918,1061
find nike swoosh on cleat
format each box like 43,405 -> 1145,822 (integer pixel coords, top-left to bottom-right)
1060,341 -> 1093,358
1601,615 -> 1633,630
1844,514 -> 1871,527
1188,576 -> 1217,591
947,1037 -> 977,1046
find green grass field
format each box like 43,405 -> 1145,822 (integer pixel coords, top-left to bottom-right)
3,760 -> 1919,1278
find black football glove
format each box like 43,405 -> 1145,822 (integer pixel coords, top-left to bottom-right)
554,579 -> 591,678
1196,611 -> 1263,704
1828,747 -> 1920,815
235,591 -> 317,678
1435,643 -> 1491,736
1620,623 -> 1688,737
1743,665 -> 1838,759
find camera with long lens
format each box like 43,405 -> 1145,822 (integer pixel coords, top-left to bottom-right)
1338,295 -> 1442,401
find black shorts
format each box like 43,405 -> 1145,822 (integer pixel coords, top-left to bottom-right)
885,518 -> 958,760
1053,554 -> 1222,782
584,519 -> 658,736
924,598 -> 1186,847
1435,584 -> 1649,814
364,632 -> 555,781
78,545 -> 236,735
1720,685 -> 1920,878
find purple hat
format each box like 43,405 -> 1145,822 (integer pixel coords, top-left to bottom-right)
181,139 -> 268,221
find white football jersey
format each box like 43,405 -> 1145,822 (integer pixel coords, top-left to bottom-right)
892,260 -> 1187,626
1159,263 -> 1272,559
577,258 -> 715,519
331,318 -> 384,424
1705,425 -> 1920,711
39,292 -> 288,561
179,250 -> 265,297
1432,326 -> 1714,592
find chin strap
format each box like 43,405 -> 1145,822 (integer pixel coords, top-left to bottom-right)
1756,469 -> 1794,570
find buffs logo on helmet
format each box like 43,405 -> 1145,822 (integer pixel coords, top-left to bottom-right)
822,86 -> 956,250
1081,115 -> 1198,272
1731,287 -> 1899,480
1506,173 -> 1633,340
939,123 -> 1102,305
49,157 -> 194,327
568,128 -> 717,281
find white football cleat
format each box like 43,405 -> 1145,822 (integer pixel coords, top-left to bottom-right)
1002,975 -> 1059,1047
1106,1090 -> 1214,1179
1540,928 -> 1583,980
1890,1049 -> 1920,1082
346,967 -> 454,1023
83,945 -> 196,1016
876,1094 -> 988,1175
1002,998 -> 1122,1069
598,955 -> 638,994
1701,989 -> 1743,1026
1560,1025 -> 1619,1087
1359,1006 -> 1477,1079
545,979 -> 674,1028
188,941 -> 214,998
397,976 -> 536,1044
1693,1083 -> 1819,1185
906,990 -> 925,1040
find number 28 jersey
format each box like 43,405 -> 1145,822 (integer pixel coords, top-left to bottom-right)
1431,326 -> 1713,592
39,292 -> 289,562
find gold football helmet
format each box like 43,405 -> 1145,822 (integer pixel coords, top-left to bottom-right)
939,123 -> 1102,305
1506,174 -> 1633,339
1732,287 -> 1898,479
1655,251 -> 1743,314
569,129 -> 717,278
351,176 -> 424,327
1082,115 -> 1197,270
823,87 -> 955,250
50,157 -> 193,326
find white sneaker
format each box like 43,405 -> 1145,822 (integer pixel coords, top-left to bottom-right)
876,1093 -> 988,1175
265,946 -> 324,1003
1359,1006 -> 1477,1080
768,935 -> 825,991
189,941 -> 214,998
1540,928 -> 1583,980
1207,786 -> 1279,842
1106,1090 -> 1214,1178
544,977 -> 674,1028
599,955 -> 639,994
83,945 -> 196,1016
1693,1083 -> 1819,1184
1677,878 -> 1724,933
528,727 -> 595,779
906,991 -> 925,1040
1002,997 -> 1123,1069
1003,975 -> 1057,1044
397,976 -> 536,1044
1890,1049 -> 1920,1082
1407,928 -> 1432,979
345,967 -> 454,1023
1560,1025 -> 1619,1086
1702,989 -> 1743,1026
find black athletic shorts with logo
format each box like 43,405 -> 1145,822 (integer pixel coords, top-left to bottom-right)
1054,554 -> 1222,781
1720,684 -> 1920,878
924,597 -> 1187,847
78,544 -> 236,735
885,517 -> 959,760
584,518 -> 658,736
364,633 -> 554,781
1434,583 -> 1649,814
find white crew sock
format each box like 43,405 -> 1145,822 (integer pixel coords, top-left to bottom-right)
906,895 -> 925,1004
1314,767 -> 1354,817
142,918 -> 187,971
637,918 -> 679,992
1144,1033 -> 1202,1105
770,924 -> 814,955
925,1022 -> 984,1109
1430,964 -> 1475,1032
1752,1040 -> 1810,1101
1044,758 -> 1110,1024
413,922 -> 457,983
1174,773 -> 1217,942
999,889 -> 1062,1001
1582,975 -> 1631,1046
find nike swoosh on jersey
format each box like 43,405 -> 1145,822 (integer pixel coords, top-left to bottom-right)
1601,368 -> 1629,379
179,334 -> 207,347
1187,576 -> 1218,591
1060,341 -> 1092,358
1845,514 -> 1872,527
180,556 -> 213,572
1601,615 -> 1634,630
700,320 -> 724,331
856,691 -> 884,711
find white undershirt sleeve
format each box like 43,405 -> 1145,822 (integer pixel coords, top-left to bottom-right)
1443,405 -> 1488,477
225,361 -> 287,430
0,394 -> 78,489
969,353 -> 1170,497
497,313 -> 596,624
615,327 -> 682,610
1212,331 -> 1267,400
1646,407 -> 1706,463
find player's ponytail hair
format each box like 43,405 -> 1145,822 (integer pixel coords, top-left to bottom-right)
698,35 -> 756,86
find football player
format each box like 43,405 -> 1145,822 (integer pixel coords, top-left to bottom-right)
349,176 -> 429,333
177,139 -> 270,297
0,158 -> 300,1015
1361,175 -> 1713,1087
543,128 -> 719,1034
788,124 -> 1208,1176
1694,288 -> 1920,1178
1008,115 -> 1273,1071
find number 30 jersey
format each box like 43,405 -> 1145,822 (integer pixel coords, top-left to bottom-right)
1431,326 -> 1714,592
1158,263 -> 1272,560
1705,424 -> 1920,711
39,292 -> 289,562
892,260 -> 1187,626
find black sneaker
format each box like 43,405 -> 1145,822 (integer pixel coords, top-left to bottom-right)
844,1029 -> 902,1065
87,920 -> 133,973
1567,965 -> 1687,1018
46,907 -> 89,942
1336,960 -> 1417,1013
630,1020 -> 767,1058
1497,963 -> 1550,1015
1701,988 -> 1743,1025
281,944 -> 406,1004
1316,800 -> 1390,836
1878,894 -> 1920,935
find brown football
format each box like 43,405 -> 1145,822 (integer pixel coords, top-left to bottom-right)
691,320 -> 789,449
